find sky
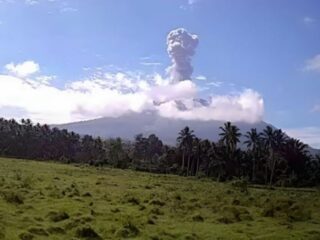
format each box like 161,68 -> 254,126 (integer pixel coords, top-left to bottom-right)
0,0 -> 320,147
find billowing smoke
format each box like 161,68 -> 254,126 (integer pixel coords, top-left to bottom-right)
167,28 -> 199,82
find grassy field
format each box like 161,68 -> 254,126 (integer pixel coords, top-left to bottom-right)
0,158 -> 319,240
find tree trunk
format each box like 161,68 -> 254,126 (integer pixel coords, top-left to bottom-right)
196,156 -> 200,176
181,151 -> 185,171
269,151 -> 276,186
264,153 -> 268,185
187,154 -> 191,176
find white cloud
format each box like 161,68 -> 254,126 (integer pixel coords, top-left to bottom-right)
0,61 -> 264,124
188,0 -> 198,5
157,89 -> 263,123
304,54 -> 320,72
285,127 -> 320,149
25,0 -> 39,5
60,7 -> 78,13
5,60 -> 40,77
206,81 -> 223,87
312,105 -> 320,112
303,16 -> 315,24
140,62 -> 162,66
35,75 -> 56,84
195,75 -> 207,81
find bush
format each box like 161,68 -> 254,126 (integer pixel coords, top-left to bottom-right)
75,226 -> 102,240
116,220 -> 140,238
287,203 -> 311,222
47,227 -> 65,234
217,206 -> 252,224
1,191 -> 24,205
149,199 -> 165,206
28,228 -> 48,236
19,232 -> 34,240
47,211 -> 69,222
192,213 -> 204,222
261,197 -> 307,221
230,177 -> 249,193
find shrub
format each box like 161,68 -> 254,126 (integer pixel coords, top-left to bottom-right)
230,177 -> 249,194
1,191 -> 24,205
19,232 -> 34,240
127,197 -> 140,205
20,176 -> 33,189
28,228 -> 48,236
149,199 -> 165,206
75,226 -> 102,240
217,206 -> 252,224
192,213 -> 204,222
184,233 -> 199,240
261,197 -> 309,221
47,211 -> 69,222
287,203 -> 311,222
47,227 -> 65,234
116,220 -> 140,238
150,207 -> 164,215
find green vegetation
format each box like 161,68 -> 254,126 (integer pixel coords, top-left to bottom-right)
0,157 -> 319,240
1,118 -> 320,188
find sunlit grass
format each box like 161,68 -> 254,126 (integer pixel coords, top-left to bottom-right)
0,157 -> 319,239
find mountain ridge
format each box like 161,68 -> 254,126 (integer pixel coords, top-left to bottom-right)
55,111 -> 320,155
55,111 -> 271,144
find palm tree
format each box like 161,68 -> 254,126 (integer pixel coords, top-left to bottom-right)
261,127 -> 287,185
244,128 -> 262,182
261,126 -> 275,185
219,122 -> 241,154
283,138 -> 309,182
192,137 -> 201,176
177,126 -> 195,175
219,122 -> 241,177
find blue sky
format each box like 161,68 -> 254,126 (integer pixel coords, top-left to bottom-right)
0,0 -> 320,147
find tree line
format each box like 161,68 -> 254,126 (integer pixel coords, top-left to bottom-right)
0,118 -> 319,187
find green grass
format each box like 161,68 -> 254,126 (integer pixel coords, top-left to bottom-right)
0,157 -> 319,240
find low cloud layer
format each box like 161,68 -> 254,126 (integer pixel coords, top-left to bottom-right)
0,61 -> 264,124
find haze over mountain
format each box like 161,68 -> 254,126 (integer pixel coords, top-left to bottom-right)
56,110 -> 270,146
56,112 -> 320,157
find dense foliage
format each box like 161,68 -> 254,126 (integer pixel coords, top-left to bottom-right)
0,118 -> 319,187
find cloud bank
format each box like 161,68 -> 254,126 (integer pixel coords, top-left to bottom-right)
0,67 -> 263,124
0,29 -> 264,124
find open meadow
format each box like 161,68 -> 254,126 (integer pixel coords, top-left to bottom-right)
0,157 -> 319,240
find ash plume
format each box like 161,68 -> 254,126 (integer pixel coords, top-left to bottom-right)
167,28 -> 199,82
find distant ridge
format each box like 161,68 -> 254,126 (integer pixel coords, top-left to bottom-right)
55,111 -> 320,155
56,111 -> 271,145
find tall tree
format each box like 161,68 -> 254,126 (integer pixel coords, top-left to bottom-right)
219,122 -> 241,155
244,128 -> 262,182
177,126 -> 195,175
219,122 -> 241,177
